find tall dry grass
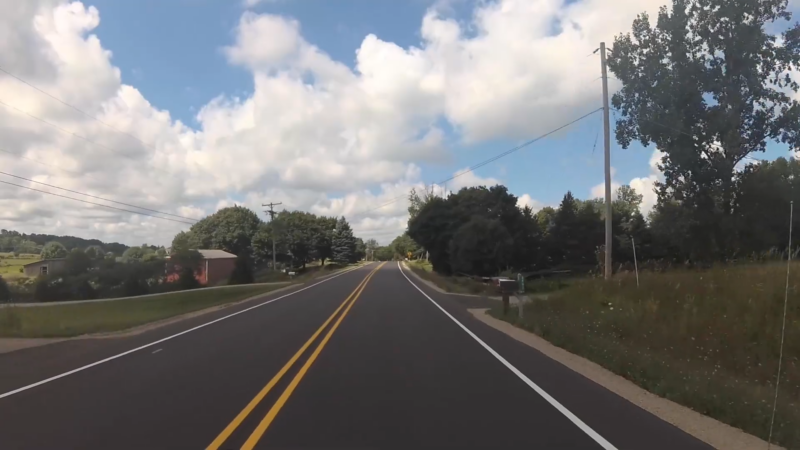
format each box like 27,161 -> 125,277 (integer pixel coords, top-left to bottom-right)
492,262 -> 800,448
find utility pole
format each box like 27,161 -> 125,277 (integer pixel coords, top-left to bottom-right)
263,201 -> 282,271
600,42 -> 613,280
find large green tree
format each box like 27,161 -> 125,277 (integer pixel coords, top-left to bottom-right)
40,241 -> 67,259
608,0 -> 800,259
182,206 -> 263,256
449,216 -> 514,276
331,217 -> 356,264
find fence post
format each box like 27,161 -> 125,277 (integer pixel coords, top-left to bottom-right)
631,237 -> 640,288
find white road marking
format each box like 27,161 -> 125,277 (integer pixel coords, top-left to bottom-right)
397,262 -> 617,450
152,349 -> 163,354
0,264 -> 370,400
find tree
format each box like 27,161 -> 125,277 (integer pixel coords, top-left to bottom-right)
228,252 -> 255,285
0,276 -> 9,303
171,231 -> 192,252
167,249 -> 203,275
84,245 -> 104,260
122,247 -> 146,263
40,241 -> 67,260
354,238 -> 366,262
331,217 -> 356,264
608,0 -> 800,259
183,206 -> 263,255
449,217 -> 514,276
364,238 -> 379,261
65,249 -> 92,276
312,216 -> 337,266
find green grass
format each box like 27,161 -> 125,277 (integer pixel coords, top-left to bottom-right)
489,262 -> 800,449
0,253 -> 39,279
406,260 -> 574,296
254,261 -> 358,284
0,283 -> 289,338
407,260 -> 497,295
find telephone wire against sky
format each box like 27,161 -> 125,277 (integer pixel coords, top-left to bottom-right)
348,107 -> 604,220
0,179 -> 196,225
0,65 -> 157,154
0,170 -> 198,222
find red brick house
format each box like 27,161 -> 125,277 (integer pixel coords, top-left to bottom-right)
166,249 -> 237,286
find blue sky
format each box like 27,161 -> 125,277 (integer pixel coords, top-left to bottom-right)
82,0 -> 797,210
3,0 -> 799,246
81,0 -> 657,209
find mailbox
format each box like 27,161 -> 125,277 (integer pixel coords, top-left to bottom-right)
496,279 -> 517,294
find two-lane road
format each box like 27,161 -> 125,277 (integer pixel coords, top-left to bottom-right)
0,262 -> 711,449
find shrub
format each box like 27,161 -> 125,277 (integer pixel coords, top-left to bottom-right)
0,276 -> 10,302
177,266 -> 200,290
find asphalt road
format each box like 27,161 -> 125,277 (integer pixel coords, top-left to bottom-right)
0,262 -> 713,449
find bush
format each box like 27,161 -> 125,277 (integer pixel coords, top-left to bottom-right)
228,253 -> 254,285
0,276 -> 10,302
178,266 -> 200,290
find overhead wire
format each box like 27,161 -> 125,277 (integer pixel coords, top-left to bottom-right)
0,170 -> 198,222
0,179 -> 196,225
348,107 -> 604,220
0,65 -> 159,153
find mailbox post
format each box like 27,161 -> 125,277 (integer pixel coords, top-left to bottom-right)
496,279 -> 517,316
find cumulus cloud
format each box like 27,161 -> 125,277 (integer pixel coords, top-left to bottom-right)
0,0 -> 666,246
591,151 -> 664,216
516,193 -> 543,212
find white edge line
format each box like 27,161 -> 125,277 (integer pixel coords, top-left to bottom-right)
397,261 -> 617,450
0,263 -> 370,400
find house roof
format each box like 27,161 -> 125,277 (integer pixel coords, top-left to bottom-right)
23,258 -> 64,267
197,249 -> 237,259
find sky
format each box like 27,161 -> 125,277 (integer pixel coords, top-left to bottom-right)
0,0 -> 799,247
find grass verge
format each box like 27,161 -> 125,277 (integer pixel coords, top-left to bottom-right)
254,262 -> 357,284
489,262 -> 800,449
0,283 -> 288,338
406,260 -> 574,296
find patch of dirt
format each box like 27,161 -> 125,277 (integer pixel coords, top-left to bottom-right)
469,308 -> 783,450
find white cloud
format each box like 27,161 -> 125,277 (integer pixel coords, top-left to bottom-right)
592,150 -> 663,215
0,0 -> 667,247
516,193 -> 543,212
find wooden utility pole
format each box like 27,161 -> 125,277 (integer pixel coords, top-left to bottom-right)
262,201 -> 282,271
600,42 -> 613,280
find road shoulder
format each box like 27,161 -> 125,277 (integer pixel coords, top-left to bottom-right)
469,307 -> 782,450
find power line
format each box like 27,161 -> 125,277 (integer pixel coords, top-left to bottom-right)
349,107 -> 604,219
0,99 -> 159,168
0,179 -> 196,225
0,170 -> 198,222
0,65 -> 159,154
0,147 -> 81,175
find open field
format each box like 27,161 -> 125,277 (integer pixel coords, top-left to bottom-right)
0,253 -> 38,280
489,262 -> 800,449
0,283 -> 288,338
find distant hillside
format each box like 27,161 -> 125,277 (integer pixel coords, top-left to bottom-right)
0,229 -> 129,256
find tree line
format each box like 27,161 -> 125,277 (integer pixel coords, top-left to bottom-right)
0,229 -> 129,256
170,205 -> 366,271
407,0 -> 800,275
408,158 -> 800,277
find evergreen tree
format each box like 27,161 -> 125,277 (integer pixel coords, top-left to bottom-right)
331,217 -> 356,264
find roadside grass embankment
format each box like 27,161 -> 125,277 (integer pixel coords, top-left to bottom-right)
406,260 -> 574,296
254,261 -> 357,284
0,283 -> 287,338
488,263 -> 800,449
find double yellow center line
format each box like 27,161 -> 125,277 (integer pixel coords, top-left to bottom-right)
207,262 -> 386,450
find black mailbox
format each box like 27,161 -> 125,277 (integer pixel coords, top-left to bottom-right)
496,279 -> 517,294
